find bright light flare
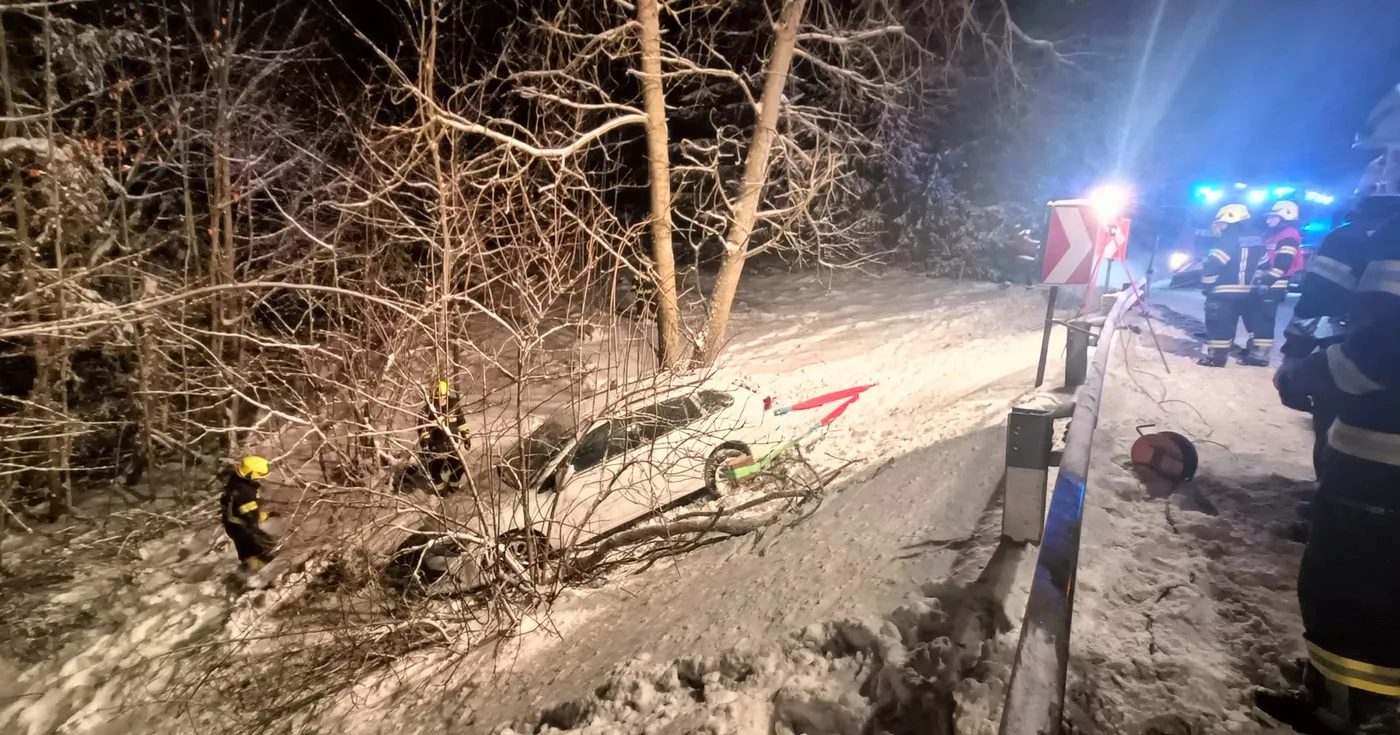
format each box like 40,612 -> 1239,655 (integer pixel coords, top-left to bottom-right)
1203,189 -> 1224,204
1168,252 -> 1191,271
1273,186 -> 1296,196
1089,184 -> 1132,220
1247,189 -> 1268,204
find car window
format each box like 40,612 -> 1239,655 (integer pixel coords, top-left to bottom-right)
571,421 -> 631,472
694,390 -> 734,415
500,418 -> 574,490
632,396 -> 702,442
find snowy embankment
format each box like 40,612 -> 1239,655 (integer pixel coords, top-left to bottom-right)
1065,292 -> 1313,734
1,270 -> 1071,735
468,290 -> 1321,735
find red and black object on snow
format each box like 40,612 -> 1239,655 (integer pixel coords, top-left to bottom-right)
1130,430 -> 1199,482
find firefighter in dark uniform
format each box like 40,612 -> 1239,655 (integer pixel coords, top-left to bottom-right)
1261,203 -> 1400,734
420,380 -> 469,493
221,456 -> 278,571
1280,158 -> 1400,480
1198,204 -> 1261,367
1241,200 -> 1303,366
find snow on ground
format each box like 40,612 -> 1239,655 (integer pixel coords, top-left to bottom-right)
1,269 -> 1078,735
308,269 -> 1076,734
1064,287 -> 1313,734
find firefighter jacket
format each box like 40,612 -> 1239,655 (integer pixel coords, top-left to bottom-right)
1200,223 -> 1262,299
222,474 -> 266,526
1256,226 -> 1303,293
420,403 -> 468,456
1291,215 -> 1400,465
1281,198 -> 1400,358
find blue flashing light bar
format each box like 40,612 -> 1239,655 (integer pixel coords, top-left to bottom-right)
1247,190 -> 1268,204
1273,186 -> 1297,196
1194,185 -> 1225,205
1235,182 -> 1248,189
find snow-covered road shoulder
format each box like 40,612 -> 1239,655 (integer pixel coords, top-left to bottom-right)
1066,297 -> 1313,734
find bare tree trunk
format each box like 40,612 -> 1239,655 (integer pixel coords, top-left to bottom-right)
0,13 -> 52,527
698,0 -> 806,366
636,0 -> 681,369
177,94 -> 198,489
113,91 -> 154,492
209,11 -> 237,449
42,10 -> 72,519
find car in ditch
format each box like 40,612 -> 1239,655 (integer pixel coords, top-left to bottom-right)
387,381 -> 804,591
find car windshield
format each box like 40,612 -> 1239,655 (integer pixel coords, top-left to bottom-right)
500,418 -> 576,490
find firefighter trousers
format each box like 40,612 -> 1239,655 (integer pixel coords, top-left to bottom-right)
1201,295 -> 1247,365
223,520 -> 277,565
1299,442 -> 1400,700
1245,292 -> 1284,357
422,453 -> 466,493
1312,407 -> 1336,483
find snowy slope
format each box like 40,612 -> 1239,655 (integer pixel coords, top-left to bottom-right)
319,271 -> 1076,733
1,270 -> 1077,735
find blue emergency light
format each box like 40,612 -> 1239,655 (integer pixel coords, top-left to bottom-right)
1192,183 -> 1333,208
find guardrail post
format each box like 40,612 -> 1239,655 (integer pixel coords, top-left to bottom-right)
1004,407 -> 1053,544
1065,321 -> 1089,387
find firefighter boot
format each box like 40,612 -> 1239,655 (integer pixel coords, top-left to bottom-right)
1351,689 -> 1400,734
1239,346 -> 1272,367
1197,348 -> 1229,368
1253,663 -> 1348,735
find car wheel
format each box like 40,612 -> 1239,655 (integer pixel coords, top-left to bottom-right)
385,532 -> 459,588
704,442 -> 753,498
496,528 -> 551,572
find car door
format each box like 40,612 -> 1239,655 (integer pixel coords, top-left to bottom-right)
545,419 -> 629,544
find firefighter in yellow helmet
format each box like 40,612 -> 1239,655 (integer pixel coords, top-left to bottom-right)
221,456 -> 279,571
419,381 -> 470,493
1197,203 -> 1263,367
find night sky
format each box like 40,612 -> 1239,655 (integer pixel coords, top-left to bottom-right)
1115,0 -> 1400,193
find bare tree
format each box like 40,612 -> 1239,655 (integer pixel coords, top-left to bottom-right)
697,0 -> 806,366
637,0 -> 683,370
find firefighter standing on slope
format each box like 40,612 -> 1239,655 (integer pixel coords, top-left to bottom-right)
1241,200 -> 1304,366
1198,203 -> 1261,367
420,380 -> 469,493
221,456 -> 279,572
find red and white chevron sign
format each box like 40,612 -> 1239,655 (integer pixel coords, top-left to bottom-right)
1041,201 -> 1101,285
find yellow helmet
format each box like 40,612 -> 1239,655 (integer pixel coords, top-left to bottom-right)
1214,204 -> 1250,224
237,456 -> 270,480
435,381 -> 451,398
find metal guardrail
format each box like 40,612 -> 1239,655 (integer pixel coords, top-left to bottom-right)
998,287 -> 1141,735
